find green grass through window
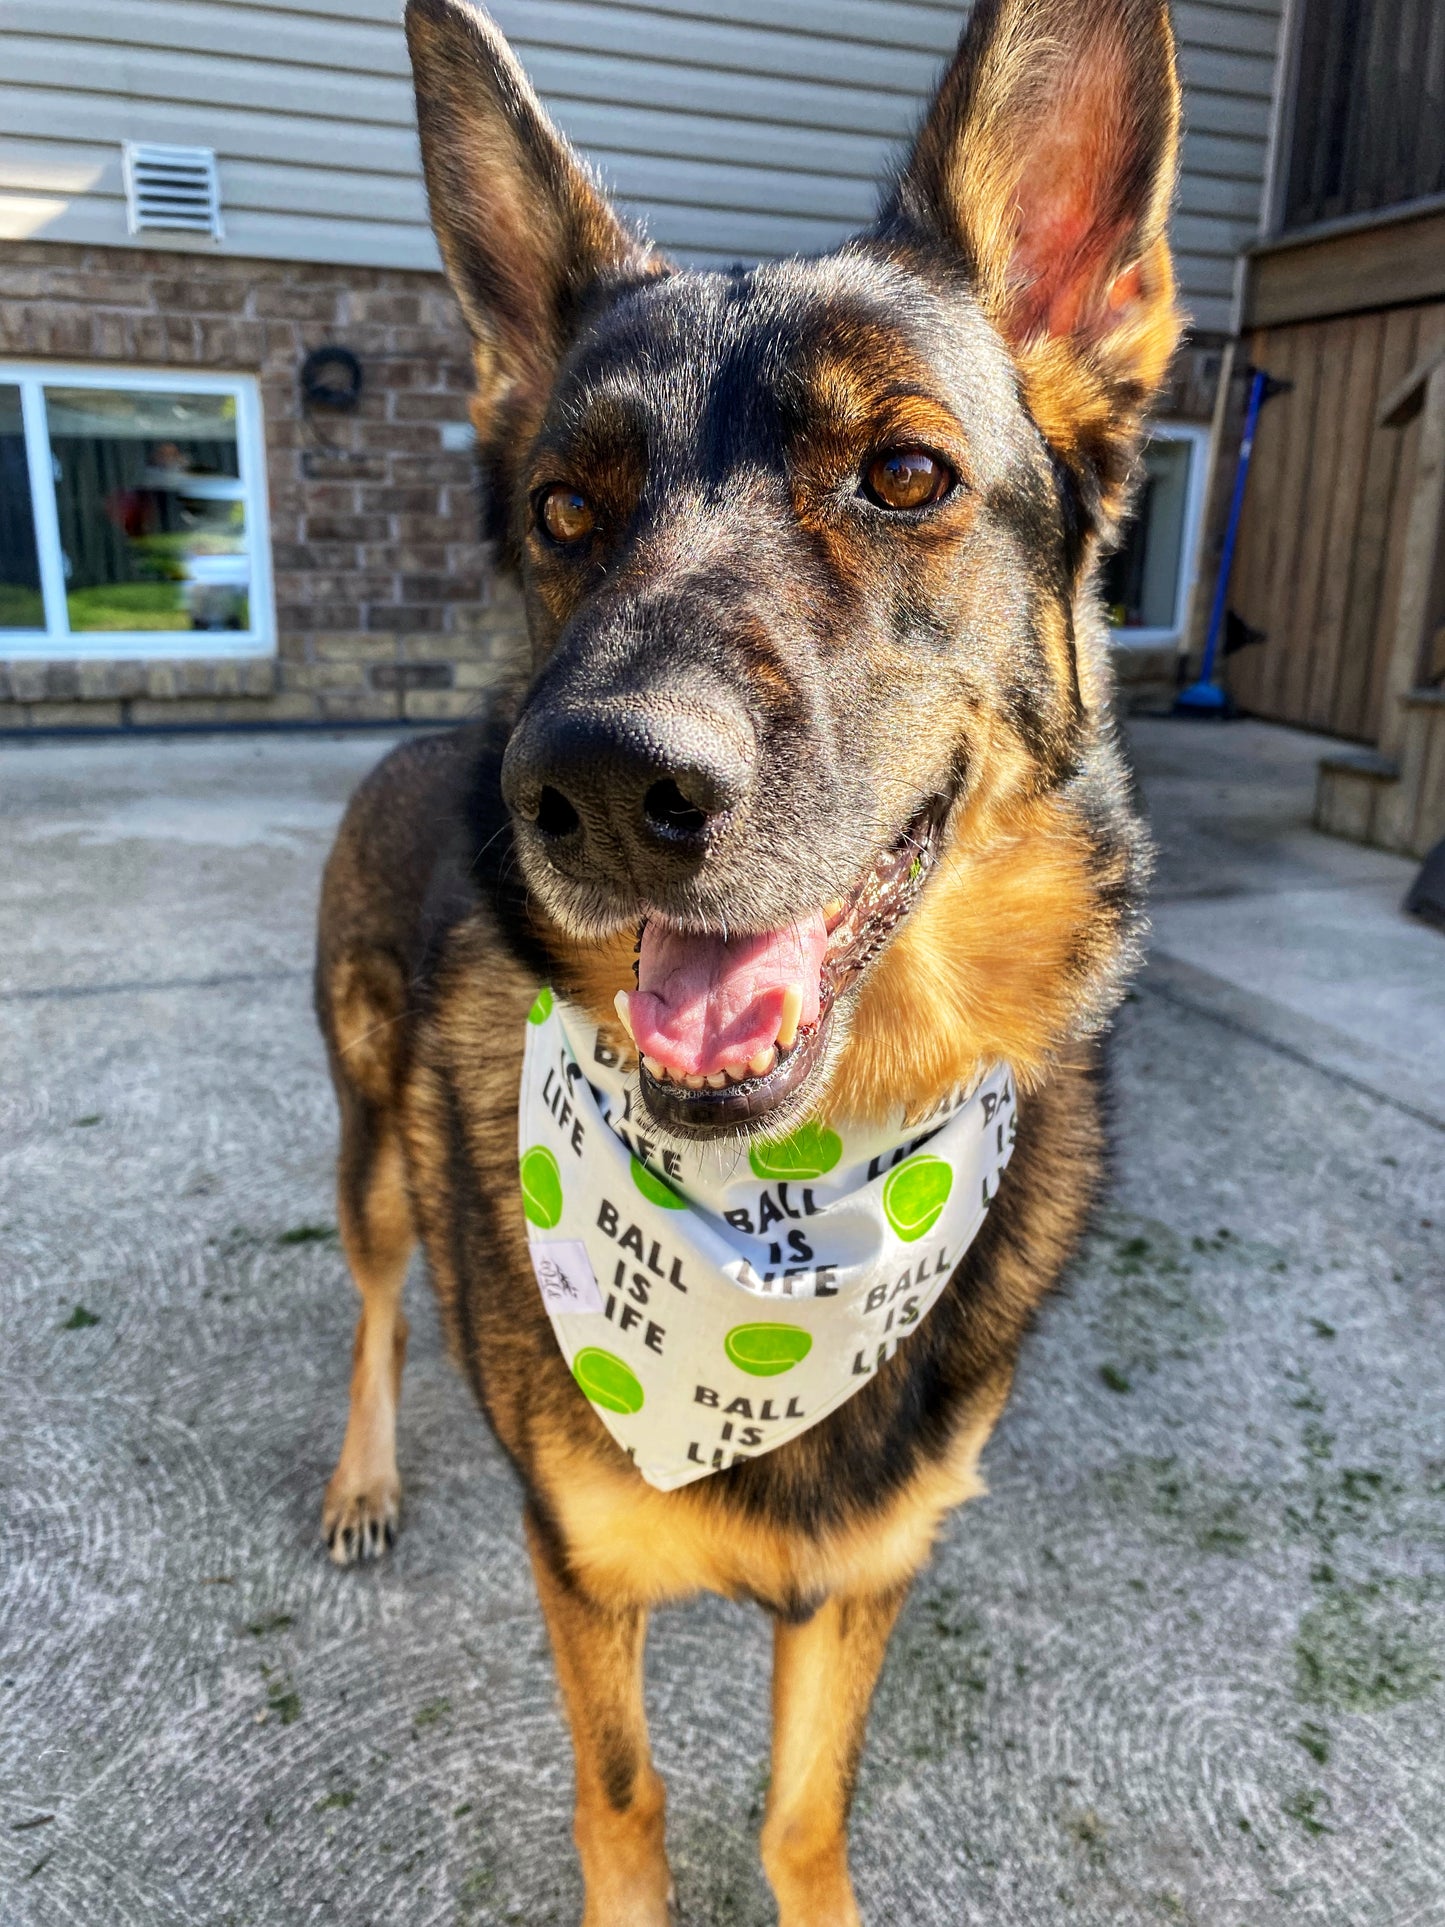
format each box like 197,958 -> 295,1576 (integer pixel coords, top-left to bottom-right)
0,583 -> 46,629
66,582 -> 191,632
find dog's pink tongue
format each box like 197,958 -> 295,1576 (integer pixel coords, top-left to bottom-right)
631,916 -> 827,1077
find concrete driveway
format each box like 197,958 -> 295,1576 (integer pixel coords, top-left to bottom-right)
2,718 -> 1442,1927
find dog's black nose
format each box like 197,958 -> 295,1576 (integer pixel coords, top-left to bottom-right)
502,684 -> 756,861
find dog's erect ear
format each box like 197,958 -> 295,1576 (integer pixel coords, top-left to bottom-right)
887,0 -> 1182,514
405,0 -> 659,427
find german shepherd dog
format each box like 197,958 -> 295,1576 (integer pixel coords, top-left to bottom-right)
315,0 -> 1181,1917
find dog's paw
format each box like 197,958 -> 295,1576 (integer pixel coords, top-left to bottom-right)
322,1475 -> 400,1567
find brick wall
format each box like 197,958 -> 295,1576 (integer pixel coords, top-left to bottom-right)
0,240 -> 527,729
0,241 -> 1226,731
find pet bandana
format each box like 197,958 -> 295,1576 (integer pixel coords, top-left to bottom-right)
518,988 -> 1017,1490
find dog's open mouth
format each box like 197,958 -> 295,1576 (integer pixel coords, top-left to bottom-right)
614,799 -> 948,1136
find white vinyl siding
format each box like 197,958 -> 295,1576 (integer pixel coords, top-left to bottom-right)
0,0 -> 1282,333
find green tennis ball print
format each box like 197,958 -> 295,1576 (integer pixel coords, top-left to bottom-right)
725,1322 -> 813,1377
630,1156 -> 686,1209
527,986 -> 554,1025
748,1119 -> 843,1182
519,1145 -> 563,1228
882,1154 -> 952,1242
572,1347 -> 645,1414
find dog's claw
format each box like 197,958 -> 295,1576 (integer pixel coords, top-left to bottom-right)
322,1477 -> 401,1567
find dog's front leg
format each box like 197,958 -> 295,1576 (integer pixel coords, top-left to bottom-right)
761,1586 -> 909,1927
525,1510 -> 673,1926
322,1094 -> 414,1565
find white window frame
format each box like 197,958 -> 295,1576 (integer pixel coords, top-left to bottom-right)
1108,419 -> 1213,650
0,362 -> 274,661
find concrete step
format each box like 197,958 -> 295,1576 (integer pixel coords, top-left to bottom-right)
1315,685 -> 1445,855
1314,745 -> 1399,843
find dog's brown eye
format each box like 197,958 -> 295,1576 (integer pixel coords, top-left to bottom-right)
864,448 -> 952,511
540,485 -> 595,544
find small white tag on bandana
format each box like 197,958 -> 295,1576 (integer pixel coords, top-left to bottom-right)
518,987 -> 1017,1491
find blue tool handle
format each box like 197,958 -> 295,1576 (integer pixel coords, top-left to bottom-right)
1197,367 -> 1268,689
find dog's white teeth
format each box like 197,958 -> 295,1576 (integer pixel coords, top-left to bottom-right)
613,990 -> 636,1044
638,1030 -> 789,1090
776,985 -> 803,1051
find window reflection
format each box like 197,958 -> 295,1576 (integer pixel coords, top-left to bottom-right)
43,387 -> 250,634
0,385 -> 44,630
1104,436 -> 1194,634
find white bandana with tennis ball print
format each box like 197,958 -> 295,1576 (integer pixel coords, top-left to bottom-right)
518,987 -> 1018,1491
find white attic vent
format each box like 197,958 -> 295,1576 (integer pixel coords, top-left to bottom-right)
122,143 -> 223,239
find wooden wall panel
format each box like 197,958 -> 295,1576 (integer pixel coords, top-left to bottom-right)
1306,312 -> 1384,730
1411,700 -> 1445,853
1225,298 -> 1445,741
1365,306 -> 1445,741
1245,205 -> 1445,331
1332,308 -> 1419,739
1282,0 -> 1445,231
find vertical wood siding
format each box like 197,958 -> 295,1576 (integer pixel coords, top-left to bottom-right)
0,0 -> 1281,334
1225,298 -> 1445,740
1283,0 -> 1445,231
